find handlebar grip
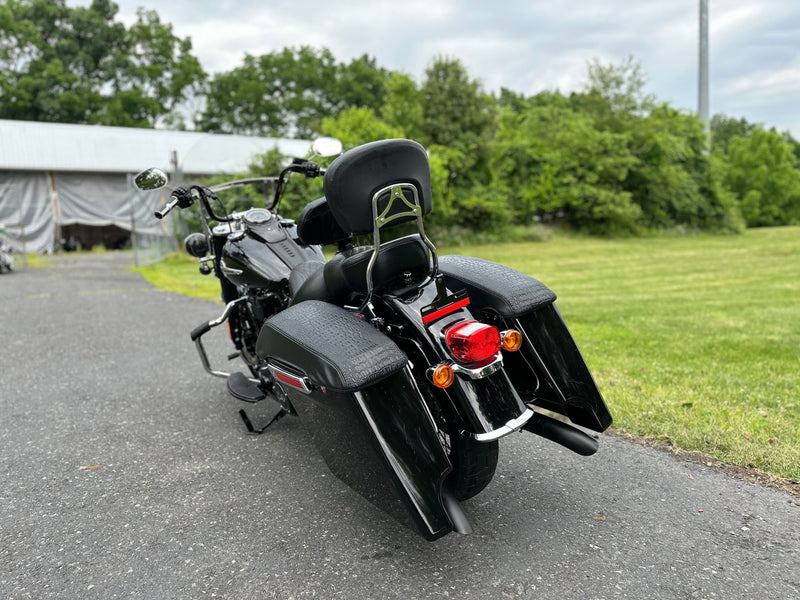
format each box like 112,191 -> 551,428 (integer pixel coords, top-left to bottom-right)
190,321 -> 212,341
288,161 -> 321,177
303,161 -> 321,177
154,196 -> 179,219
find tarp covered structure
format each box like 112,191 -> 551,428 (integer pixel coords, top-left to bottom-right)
0,119 -> 310,253
0,170 -> 164,253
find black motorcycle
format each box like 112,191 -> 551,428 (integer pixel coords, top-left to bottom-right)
135,138 -> 612,540
0,224 -> 14,274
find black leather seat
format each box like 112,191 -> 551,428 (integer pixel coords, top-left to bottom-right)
291,140 -> 434,306
288,260 -> 326,299
291,235 -> 431,305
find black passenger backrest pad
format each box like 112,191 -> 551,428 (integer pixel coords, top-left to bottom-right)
336,235 -> 430,294
323,139 -> 432,235
296,197 -> 352,246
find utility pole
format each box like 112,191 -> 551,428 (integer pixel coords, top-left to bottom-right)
128,174 -> 139,267
698,0 -> 710,133
170,150 -> 189,238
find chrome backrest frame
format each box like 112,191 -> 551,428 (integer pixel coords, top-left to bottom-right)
359,182 -> 438,311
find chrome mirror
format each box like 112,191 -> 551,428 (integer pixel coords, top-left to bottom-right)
134,168 -> 169,191
311,137 -> 343,158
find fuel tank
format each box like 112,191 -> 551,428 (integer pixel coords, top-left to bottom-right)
220,209 -> 325,289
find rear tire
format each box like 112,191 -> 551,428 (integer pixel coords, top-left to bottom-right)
445,428 -> 499,501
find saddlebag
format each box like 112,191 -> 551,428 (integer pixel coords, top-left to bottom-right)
255,300 -> 458,540
438,255 -> 612,432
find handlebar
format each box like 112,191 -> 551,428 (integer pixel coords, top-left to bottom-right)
154,196 -> 179,219
209,176 -> 278,193
296,161 -> 322,177
152,160 -> 324,220
154,186 -> 195,220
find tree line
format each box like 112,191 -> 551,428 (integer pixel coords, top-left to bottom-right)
3,0 -> 799,237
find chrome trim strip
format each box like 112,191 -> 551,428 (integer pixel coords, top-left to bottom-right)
268,364 -> 313,394
450,353 -> 504,379
461,408 -> 535,442
220,258 -> 243,276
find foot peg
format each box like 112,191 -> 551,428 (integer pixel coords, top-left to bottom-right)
226,372 -> 266,402
228,371 -> 288,434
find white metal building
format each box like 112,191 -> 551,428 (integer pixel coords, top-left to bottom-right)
0,119 -> 310,253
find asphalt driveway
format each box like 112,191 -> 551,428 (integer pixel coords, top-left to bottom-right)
1,252 -> 798,599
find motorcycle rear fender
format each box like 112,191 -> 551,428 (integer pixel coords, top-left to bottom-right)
255,300 -> 460,540
438,255 -> 613,432
381,287 -> 530,438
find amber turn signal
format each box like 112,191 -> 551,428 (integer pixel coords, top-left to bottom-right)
502,329 -> 523,352
430,364 -> 455,389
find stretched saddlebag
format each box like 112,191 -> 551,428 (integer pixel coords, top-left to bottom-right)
438,254 -> 556,317
256,299 -> 407,391
256,300 -> 457,540
438,255 -> 612,432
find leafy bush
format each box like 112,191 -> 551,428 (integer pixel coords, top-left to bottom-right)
719,127 -> 800,226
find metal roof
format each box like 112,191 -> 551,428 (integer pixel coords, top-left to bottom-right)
0,119 -> 312,175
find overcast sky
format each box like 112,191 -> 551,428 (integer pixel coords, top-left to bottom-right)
99,0 -> 799,137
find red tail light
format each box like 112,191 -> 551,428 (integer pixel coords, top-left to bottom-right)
445,320 -> 501,365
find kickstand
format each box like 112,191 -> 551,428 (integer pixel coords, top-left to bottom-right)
239,407 -> 287,435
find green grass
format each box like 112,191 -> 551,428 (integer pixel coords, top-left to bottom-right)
441,227 -> 800,482
135,228 -> 800,481
25,253 -> 50,268
134,253 -> 222,304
